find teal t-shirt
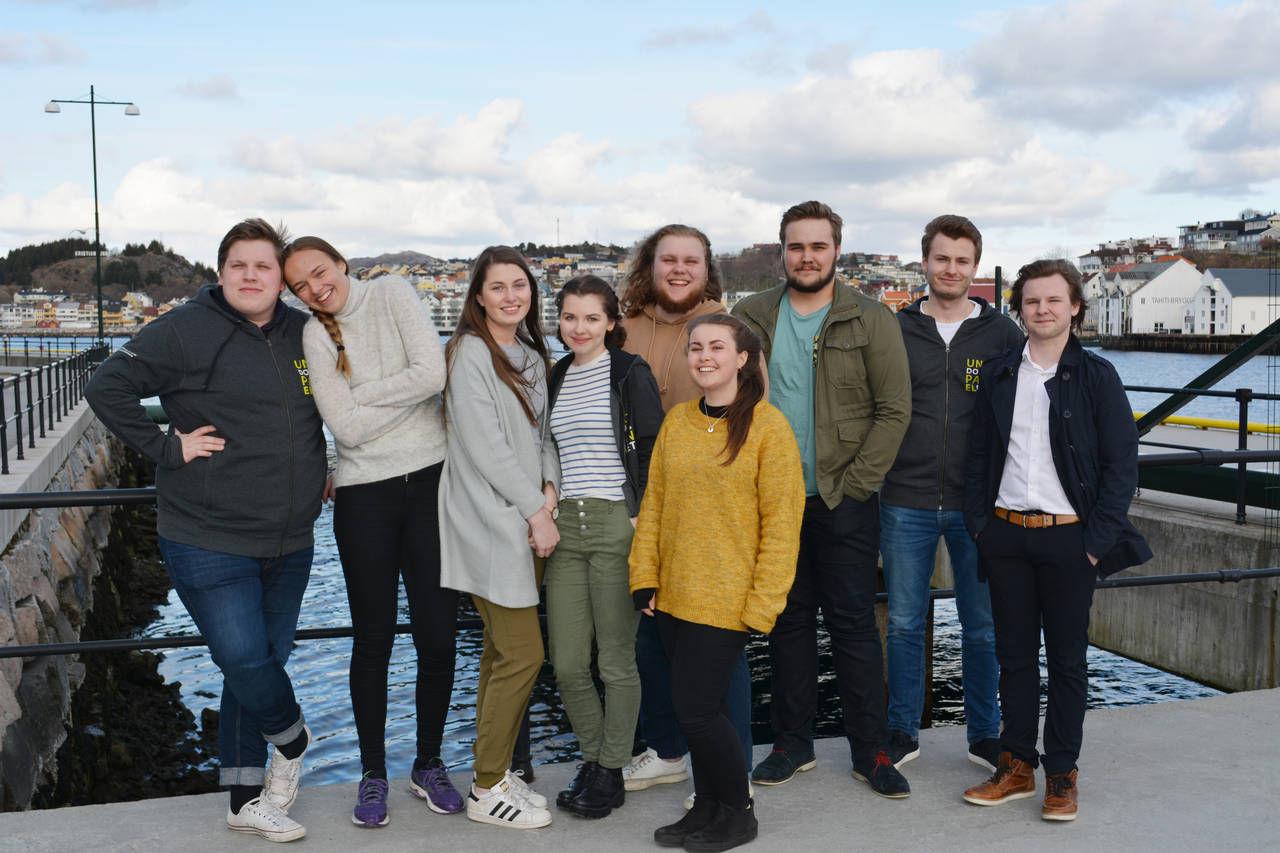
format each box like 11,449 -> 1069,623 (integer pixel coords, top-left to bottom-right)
768,295 -> 829,496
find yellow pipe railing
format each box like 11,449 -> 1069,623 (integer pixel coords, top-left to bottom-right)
1133,412 -> 1280,435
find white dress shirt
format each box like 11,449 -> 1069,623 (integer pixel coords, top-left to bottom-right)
996,343 -> 1076,514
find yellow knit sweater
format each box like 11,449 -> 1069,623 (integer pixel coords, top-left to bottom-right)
628,399 -> 805,633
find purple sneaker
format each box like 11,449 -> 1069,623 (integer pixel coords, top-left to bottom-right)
352,776 -> 390,827
409,757 -> 464,814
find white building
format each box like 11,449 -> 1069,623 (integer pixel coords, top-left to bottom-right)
1097,261 -> 1195,336
1189,269 -> 1274,335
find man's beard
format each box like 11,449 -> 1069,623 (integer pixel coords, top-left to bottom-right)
786,265 -> 836,294
653,283 -> 706,316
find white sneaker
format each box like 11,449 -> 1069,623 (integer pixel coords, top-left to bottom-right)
466,778 -> 552,829
503,768 -> 548,809
684,779 -> 753,810
227,797 -> 307,842
623,748 -> 690,791
262,724 -> 311,811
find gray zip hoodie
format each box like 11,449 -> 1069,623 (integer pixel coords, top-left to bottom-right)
86,285 -> 326,558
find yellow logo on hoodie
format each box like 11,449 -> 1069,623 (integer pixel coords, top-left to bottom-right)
294,359 -> 311,396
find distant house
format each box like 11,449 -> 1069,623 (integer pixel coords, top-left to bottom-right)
1096,259 -> 1200,335
1179,213 -> 1280,253
1189,269 -> 1274,335
1078,237 -> 1176,276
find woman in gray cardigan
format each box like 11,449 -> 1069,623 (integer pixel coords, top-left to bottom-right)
440,245 -> 560,831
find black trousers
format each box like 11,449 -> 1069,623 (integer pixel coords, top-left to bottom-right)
768,494 -> 888,763
657,610 -> 750,809
979,516 -> 1096,775
333,462 -> 458,773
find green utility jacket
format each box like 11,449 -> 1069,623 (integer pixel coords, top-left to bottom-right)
733,283 -> 911,509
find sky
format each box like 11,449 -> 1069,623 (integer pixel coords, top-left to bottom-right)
1,0 -> 1278,278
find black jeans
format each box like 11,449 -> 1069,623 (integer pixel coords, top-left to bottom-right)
657,611 -> 750,809
768,493 -> 888,763
334,462 -> 458,773
979,516 -> 1097,775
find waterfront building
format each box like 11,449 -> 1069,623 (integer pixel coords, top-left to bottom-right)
1096,259 -> 1199,335
1189,268 -> 1273,335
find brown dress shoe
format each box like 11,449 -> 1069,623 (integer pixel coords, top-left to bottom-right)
1042,769 -> 1078,821
963,751 -> 1036,806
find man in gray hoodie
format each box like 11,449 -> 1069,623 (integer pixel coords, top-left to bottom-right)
86,219 -> 326,843
879,215 -> 1022,774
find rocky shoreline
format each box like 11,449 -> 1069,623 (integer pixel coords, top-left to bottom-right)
29,452 -> 219,808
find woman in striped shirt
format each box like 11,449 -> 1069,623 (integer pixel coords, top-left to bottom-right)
545,275 -> 664,819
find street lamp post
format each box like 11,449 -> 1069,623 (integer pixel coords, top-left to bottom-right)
45,85 -> 140,343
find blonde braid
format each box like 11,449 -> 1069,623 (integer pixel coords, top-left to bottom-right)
313,309 -> 350,376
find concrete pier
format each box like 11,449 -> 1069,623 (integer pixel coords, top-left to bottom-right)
0,688 -> 1275,852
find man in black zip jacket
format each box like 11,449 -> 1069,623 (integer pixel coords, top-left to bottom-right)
880,216 -> 1022,774
86,219 -> 325,843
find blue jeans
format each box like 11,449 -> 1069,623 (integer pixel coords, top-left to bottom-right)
880,504 -> 999,742
636,615 -> 752,766
158,537 -> 311,786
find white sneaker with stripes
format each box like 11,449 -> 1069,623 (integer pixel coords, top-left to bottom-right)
466,778 -> 552,829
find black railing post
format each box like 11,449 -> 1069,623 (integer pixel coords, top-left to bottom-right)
13,372 -> 24,461
55,358 -> 64,422
0,377 -> 8,475
35,366 -> 46,439
1235,388 -> 1252,525
24,371 -> 35,450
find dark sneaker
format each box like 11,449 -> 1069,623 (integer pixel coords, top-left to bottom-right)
968,738 -> 1001,772
510,757 -> 536,784
853,749 -> 911,798
352,775 -> 390,827
557,762 -> 598,809
963,751 -> 1036,806
654,796 -> 719,847
1042,769 -> 1078,821
751,749 -> 816,786
409,757 -> 464,814
889,730 -> 920,767
684,798 -> 758,853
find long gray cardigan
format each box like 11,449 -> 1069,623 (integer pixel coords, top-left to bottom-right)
440,333 -> 560,608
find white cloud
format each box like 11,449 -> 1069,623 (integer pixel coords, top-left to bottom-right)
967,0 -> 1280,127
642,10 -> 778,49
0,32 -> 84,65
1154,83 -> 1280,194
176,75 -> 237,100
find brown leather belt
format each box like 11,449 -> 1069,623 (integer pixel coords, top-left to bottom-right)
994,507 -> 1080,528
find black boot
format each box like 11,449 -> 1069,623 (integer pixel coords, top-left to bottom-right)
556,761 -> 598,809
566,765 -> 624,818
684,799 -> 758,852
654,795 -> 718,847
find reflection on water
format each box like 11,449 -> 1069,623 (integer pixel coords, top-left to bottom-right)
142,350 -> 1240,785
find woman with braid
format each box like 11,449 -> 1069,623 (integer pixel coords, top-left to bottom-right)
629,314 -> 804,852
283,237 -> 462,828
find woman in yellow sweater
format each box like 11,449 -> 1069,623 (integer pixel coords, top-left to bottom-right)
629,313 -> 803,852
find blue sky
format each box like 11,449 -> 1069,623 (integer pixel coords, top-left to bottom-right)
2,0 -> 1278,276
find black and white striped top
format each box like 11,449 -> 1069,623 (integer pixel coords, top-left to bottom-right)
549,351 -> 625,501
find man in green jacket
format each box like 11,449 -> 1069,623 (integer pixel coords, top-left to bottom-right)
733,201 -> 912,797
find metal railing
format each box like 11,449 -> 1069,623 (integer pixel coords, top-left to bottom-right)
0,345 -> 107,476
1127,384 -> 1280,524
0,334 -> 108,367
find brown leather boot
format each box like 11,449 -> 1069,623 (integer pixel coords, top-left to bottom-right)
1042,769 -> 1078,821
963,751 -> 1036,806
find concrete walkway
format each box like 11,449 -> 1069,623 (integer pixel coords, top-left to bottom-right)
1,688 -> 1275,852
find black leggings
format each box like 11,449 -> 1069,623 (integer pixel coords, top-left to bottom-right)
333,462 -> 458,774
657,610 -> 750,809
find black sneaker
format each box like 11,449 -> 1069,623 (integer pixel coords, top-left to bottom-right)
889,730 -> 919,767
684,799 -> 758,853
654,796 -> 718,848
509,757 -> 535,784
853,749 -> 911,799
750,749 -> 816,786
968,738 -> 1001,772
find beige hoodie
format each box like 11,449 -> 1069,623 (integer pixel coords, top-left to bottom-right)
621,300 -> 727,411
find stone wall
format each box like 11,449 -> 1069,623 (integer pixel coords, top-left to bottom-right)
0,418 -> 124,809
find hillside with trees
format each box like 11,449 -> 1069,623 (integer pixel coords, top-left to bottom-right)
0,238 -> 217,304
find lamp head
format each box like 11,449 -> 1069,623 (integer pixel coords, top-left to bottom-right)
124,104 -> 139,116
44,102 -> 61,113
